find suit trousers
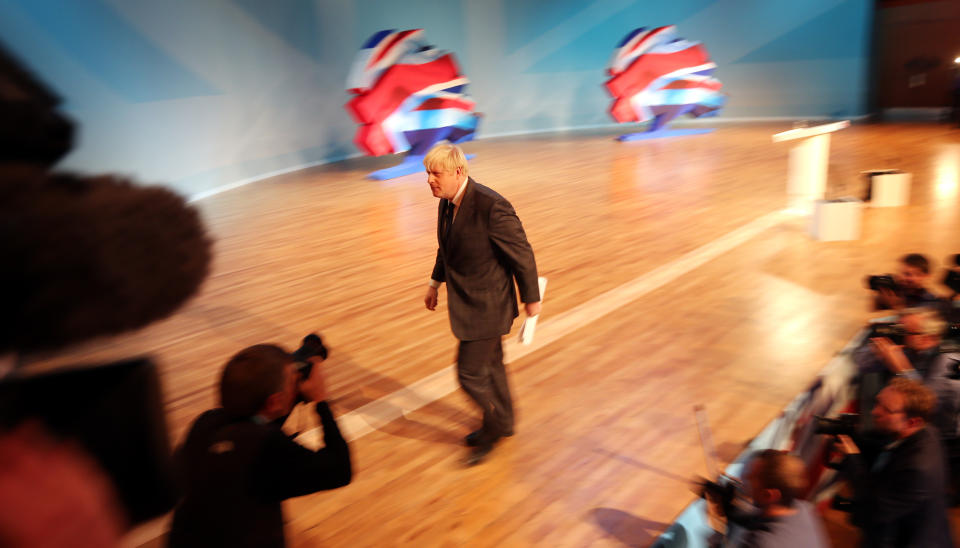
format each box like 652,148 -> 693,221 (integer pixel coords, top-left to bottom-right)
457,337 -> 514,440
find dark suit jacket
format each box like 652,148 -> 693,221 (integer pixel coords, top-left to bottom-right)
431,178 -> 539,341
853,425 -> 954,548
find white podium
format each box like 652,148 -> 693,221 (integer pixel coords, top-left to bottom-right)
772,121 -> 850,214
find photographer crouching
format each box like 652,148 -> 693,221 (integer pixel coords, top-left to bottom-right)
829,378 -> 954,547
168,336 -> 352,548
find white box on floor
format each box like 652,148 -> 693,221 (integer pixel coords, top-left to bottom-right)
811,198 -> 862,241
870,172 -> 911,207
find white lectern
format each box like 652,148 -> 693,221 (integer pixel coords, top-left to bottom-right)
772,120 -> 850,214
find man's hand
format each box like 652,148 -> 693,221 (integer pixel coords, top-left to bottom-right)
869,337 -> 912,373
298,357 -> 327,402
877,287 -> 904,311
424,285 -> 439,311
524,301 -> 541,317
834,434 -> 861,456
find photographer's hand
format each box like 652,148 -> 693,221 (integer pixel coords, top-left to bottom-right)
424,285 -> 438,311
835,434 -> 861,455
870,337 -> 912,374
298,358 -> 327,402
877,287 -> 903,311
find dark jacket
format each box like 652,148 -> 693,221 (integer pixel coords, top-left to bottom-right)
431,179 -> 539,341
852,425 -> 953,548
168,402 -> 351,548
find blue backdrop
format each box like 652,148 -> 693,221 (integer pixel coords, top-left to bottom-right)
0,0 -> 872,197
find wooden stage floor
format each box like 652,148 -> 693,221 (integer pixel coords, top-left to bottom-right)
28,122 -> 960,546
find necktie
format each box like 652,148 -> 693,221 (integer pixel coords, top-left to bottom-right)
442,200 -> 455,243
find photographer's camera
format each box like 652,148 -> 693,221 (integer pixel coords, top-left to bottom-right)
291,333 -> 328,377
813,413 -> 860,437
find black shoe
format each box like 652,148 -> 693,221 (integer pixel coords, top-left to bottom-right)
465,441 -> 496,466
465,429 -> 514,447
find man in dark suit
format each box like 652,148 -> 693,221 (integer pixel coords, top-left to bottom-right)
422,142 -> 540,466
838,377 -> 954,547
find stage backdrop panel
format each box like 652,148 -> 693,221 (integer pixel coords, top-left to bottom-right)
0,0 -> 871,197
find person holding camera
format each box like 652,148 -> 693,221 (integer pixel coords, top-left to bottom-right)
168,343 -> 352,548
853,308 -> 960,436
714,450 -> 830,548
868,253 -> 943,313
834,377 -> 954,548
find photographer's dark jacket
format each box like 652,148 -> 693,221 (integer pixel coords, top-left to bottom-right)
168,402 -> 351,548
851,425 -> 953,548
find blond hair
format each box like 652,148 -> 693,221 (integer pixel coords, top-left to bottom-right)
886,377 -> 936,421
901,307 -> 946,337
423,142 -> 468,176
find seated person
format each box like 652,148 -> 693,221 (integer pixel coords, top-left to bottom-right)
168,344 -> 352,548
871,253 -> 943,313
836,377 -> 954,547
722,450 -> 830,548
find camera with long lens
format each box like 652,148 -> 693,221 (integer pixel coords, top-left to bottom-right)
695,475 -> 739,507
813,413 -> 860,437
866,322 -> 907,346
291,333 -> 328,377
865,274 -> 899,293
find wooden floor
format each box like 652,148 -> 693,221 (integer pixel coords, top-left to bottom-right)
26,122 -> 960,547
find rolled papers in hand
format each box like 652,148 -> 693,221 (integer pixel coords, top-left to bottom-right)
519,277 -> 548,345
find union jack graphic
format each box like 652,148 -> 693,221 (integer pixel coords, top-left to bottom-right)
606,26 -> 725,131
346,29 -> 480,157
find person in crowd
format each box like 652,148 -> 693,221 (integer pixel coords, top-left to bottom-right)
168,345 -> 352,548
725,450 -> 831,548
837,377 -> 954,547
853,308 -> 960,436
870,253 -> 942,313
